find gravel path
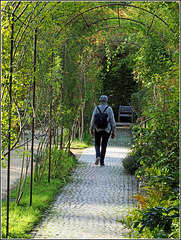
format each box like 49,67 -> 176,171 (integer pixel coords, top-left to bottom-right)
32,128 -> 137,239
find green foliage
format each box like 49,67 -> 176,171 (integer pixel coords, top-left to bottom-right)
71,132 -> 93,148
137,205 -> 179,236
100,53 -> 138,115
120,204 -> 180,239
50,148 -> 78,179
82,131 -> 94,146
34,147 -> 77,182
122,151 -> 140,174
119,3 -> 179,238
126,74 -> 180,237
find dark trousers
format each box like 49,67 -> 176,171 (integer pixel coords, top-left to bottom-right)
95,130 -> 110,165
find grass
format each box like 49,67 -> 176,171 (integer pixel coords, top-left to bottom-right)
70,139 -> 90,149
70,132 -> 94,149
1,156 -> 78,239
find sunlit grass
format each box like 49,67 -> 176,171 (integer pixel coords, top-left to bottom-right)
71,132 -> 94,149
71,139 -> 90,149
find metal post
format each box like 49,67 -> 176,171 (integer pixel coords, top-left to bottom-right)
60,121 -> 64,150
6,12 -> 14,239
30,28 -> 37,206
48,42 -> 54,183
60,85 -> 64,150
48,86 -> 52,183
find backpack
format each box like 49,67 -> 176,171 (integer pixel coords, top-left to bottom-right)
95,106 -> 109,129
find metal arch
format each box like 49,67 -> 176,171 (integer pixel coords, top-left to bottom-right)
14,4 -> 29,22
2,2 -> 175,36
57,16 -> 149,41
3,2 -> 175,41
126,3 -> 175,33
55,2 -> 175,38
82,17 -> 149,30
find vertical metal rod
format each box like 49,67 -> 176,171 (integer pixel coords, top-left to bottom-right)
27,137 -> 29,165
68,129 -> 71,154
59,44 -> 66,150
60,121 -> 63,150
60,87 -> 64,150
48,86 -> 52,183
30,28 -> 37,206
6,12 -> 14,239
48,41 -> 54,183
56,126 -> 59,147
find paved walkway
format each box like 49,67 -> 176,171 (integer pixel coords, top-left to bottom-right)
33,128 -> 137,239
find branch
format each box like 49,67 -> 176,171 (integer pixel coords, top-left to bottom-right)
2,96 -> 31,157
13,2 -> 41,58
3,136 -> 32,157
90,17 -> 149,29
30,2 -> 49,22
1,2 -> 10,19
136,115 -> 148,123
3,129 -> 50,158
29,99 -> 36,119
147,7 -> 159,35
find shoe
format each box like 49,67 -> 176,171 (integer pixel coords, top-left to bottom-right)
95,157 -> 100,165
100,163 -> 105,166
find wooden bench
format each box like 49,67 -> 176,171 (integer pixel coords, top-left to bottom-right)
118,105 -> 133,123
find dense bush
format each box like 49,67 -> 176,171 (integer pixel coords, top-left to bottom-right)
34,147 -> 78,182
121,3 -> 179,235
122,92 -> 180,238
122,151 -> 140,174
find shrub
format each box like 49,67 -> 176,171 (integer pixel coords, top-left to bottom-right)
34,147 -> 78,182
122,151 -> 140,174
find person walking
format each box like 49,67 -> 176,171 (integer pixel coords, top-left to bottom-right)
90,95 -> 116,166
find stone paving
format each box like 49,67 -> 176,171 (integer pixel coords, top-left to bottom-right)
33,128 -> 137,239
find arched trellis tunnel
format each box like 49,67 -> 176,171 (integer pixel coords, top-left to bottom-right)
1,1 -> 180,238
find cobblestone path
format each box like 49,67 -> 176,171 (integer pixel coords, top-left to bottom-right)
33,128 -> 137,239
